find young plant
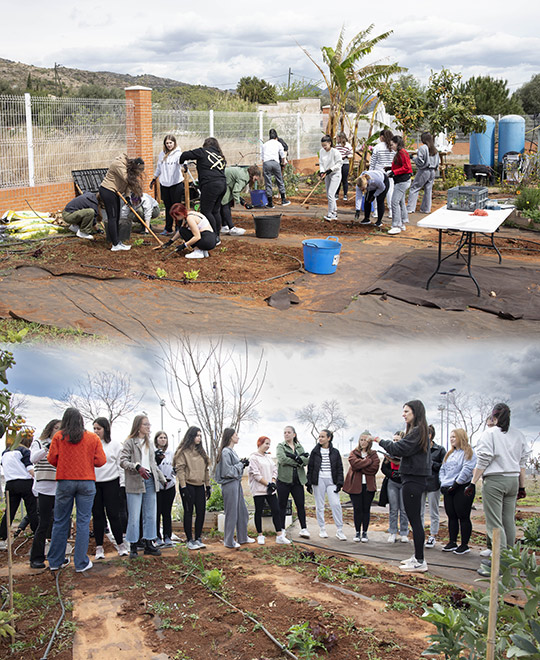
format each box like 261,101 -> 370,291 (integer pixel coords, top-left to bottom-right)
286,622 -> 328,659
156,267 -> 167,279
201,568 -> 224,591
132,238 -> 144,247
206,481 -> 224,511
183,269 -> 199,281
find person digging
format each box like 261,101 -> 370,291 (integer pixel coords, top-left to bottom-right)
160,202 -> 216,259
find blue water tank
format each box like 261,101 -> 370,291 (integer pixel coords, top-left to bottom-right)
498,115 -> 525,163
469,115 -> 495,166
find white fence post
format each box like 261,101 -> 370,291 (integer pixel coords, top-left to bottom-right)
209,109 -> 214,137
258,110 -> 264,160
24,93 -> 35,187
296,112 -> 301,160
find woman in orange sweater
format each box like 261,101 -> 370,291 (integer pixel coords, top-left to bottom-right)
47,408 -> 106,572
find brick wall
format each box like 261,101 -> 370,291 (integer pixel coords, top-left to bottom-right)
0,182 -> 75,215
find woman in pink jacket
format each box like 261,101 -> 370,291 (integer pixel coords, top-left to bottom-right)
248,436 -> 290,545
343,431 -> 380,542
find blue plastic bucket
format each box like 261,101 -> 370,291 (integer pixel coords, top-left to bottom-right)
250,190 -> 268,207
302,236 -> 342,275
360,195 -> 374,213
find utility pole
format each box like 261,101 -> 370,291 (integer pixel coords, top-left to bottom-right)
288,68 -> 292,90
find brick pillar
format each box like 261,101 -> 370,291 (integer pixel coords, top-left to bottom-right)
125,86 -> 153,189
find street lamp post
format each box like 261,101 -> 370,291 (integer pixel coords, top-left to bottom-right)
159,399 -> 166,430
438,404 -> 445,447
440,389 -> 456,450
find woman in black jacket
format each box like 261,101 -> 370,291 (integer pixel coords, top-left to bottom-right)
180,137 -> 226,237
307,429 -> 346,541
374,400 -> 431,572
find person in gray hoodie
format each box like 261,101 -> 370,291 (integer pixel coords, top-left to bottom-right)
407,132 -> 440,214
421,425 -> 446,548
374,400 -> 432,573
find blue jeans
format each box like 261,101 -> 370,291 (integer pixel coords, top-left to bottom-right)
126,475 -> 157,543
47,480 -> 96,571
387,479 -> 409,535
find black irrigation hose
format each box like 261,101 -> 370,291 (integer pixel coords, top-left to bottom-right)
39,569 -> 66,660
185,571 -> 299,660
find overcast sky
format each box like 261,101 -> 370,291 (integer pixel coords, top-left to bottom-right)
2,338 -> 539,460
1,1 -> 538,92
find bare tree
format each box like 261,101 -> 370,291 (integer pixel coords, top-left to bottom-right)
296,399 -> 348,440
156,335 -> 267,466
446,391 -> 504,443
59,371 -> 143,424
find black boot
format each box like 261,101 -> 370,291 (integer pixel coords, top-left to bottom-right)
129,543 -> 138,558
266,198 -> 274,208
354,210 -> 360,221
144,540 -> 161,556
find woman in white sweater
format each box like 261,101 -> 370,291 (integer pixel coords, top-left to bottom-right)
318,135 -> 342,221
151,134 -> 183,235
248,436 -> 290,545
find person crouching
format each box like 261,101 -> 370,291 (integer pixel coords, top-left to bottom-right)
164,203 -> 217,259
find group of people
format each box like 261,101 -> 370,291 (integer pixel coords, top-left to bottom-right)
316,129 -> 440,230
0,401 -> 529,577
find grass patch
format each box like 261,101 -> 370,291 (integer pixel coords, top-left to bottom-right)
0,318 -> 106,344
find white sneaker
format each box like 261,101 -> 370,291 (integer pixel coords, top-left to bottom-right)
117,542 -> 129,557
0,540 -> 7,550
400,224 -> 407,231
387,534 -> 396,543
195,539 -> 206,549
343,195 -> 348,201
480,549 -> 492,558
400,535 -> 409,543
220,226 -> 230,235
187,540 -> 199,550
111,242 -> 131,251
244,537 -> 256,544
229,226 -> 246,235
299,528 -> 310,538
388,227 -> 401,235
276,534 -> 291,544
76,559 -> 93,573
360,532 -> 368,543
185,248 -> 206,259
425,536 -> 436,548
257,535 -> 265,545
95,545 -> 105,560
319,529 -> 328,538
400,555 -> 416,566
69,224 -> 79,233
77,229 -> 94,240
401,560 -> 428,573
336,531 -> 347,541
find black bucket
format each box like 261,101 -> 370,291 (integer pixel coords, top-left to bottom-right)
252,213 -> 282,239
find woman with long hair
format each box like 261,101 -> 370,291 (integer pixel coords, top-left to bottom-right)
335,132 -> 353,201
248,436 -> 290,545
307,429 -> 346,540
318,135 -> 343,221
92,417 -> 128,559
469,403 -> 530,576
407,132 -> 440,214
46,408 -> 106,572
180,137 -> 227,236
355,170 -> 390,227
374,400 -> 431,572
120,415 -> 166,558
439,429 -> 477,555
219,165 -> 261,236
154,431 -> 176,547
367,129 -> 395,218
275,425 -> 310,540
151,134 -> 183,235
381,431 -> 410,543
173,426 -> 210,550
29,419 -> 61,568
214,428 -> 254,548
162,202 -> 217,260
343,430 -> 380,542
99,154 -> 145,251
386,135 -> 412,235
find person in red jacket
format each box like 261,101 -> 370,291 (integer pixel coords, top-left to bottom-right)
47,408 -> 106,572
385,136 -> 412,235
343,431 -> 380,542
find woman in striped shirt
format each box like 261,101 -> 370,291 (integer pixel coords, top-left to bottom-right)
364,129 -> 395,219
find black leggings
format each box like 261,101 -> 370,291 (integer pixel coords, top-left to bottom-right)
443,484 -> 474,546
99,186 -> 121,245
349,485 -> 375,533
178,226 -> 217,251
0,479 -> 38,540
402,477 -> 426,562
161,183 -> 184,232
219,201 -> 234,229
157,486 -> 176,539
276,480 -> 306,529
253,493 -> 282,533
182,484 -> 206,541
30,493 -> 55,563
364,176 -> 390,223
199,179 -> 226,234
92,478 -> 124,545
337,163 -> 350,197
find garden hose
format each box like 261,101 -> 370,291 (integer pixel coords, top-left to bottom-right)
39,570 -> 66,660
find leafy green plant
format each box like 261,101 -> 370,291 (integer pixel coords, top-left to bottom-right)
156,267 -> 167,279
515,187 -> 540,212
206,480 -> 224,511
522,517 -> 540,548
286,622 -> 328,659
183,269 -> 199,281
283,163 -> 301,196
132,238 -> 144,247
201,568 -> 224,591
522,209 -> 540,224
422,545 -> 540,659
442,166 -> 466,190
0,610 -> 16,639
0,326 -> 28,343
317,564 -> 336,582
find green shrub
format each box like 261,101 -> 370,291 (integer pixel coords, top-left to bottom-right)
206,480 -> 223,511
516,187 -> 540,212
522,517 -> 540,548
442,166 -> 466,190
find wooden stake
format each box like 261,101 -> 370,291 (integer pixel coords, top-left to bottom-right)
486,527 -> 501,660
301,178 -> 323,206
117,192 -> 163,246
6,494 -> 14,614
183,165 -> 191,210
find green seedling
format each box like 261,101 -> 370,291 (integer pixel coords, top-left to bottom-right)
156,267 -> 167,278
132,238 -> 144,247
201,568 -> 224,591
183,269 -> 199,281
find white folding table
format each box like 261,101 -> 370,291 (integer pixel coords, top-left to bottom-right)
417,206 -> 514,296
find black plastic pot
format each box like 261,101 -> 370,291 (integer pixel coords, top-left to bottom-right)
252,213 -> 282,239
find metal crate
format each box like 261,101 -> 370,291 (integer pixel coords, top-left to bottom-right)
447,185 -> 489,211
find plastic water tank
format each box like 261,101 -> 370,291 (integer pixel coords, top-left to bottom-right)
498,115 -> 525,163
469,115 -> 495,167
